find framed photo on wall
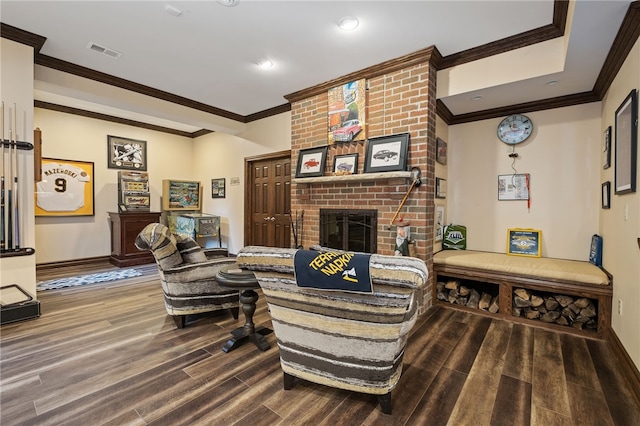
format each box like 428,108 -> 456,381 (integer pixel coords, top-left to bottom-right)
296,146 -> 328,178
363,133 -> 410,173
435,205 -> 445,241
35,158 -> 95,216
602,181 -> 611,209
614,89 -> 638,194
436,178 -> 447,199
327,79 -> 366,144
602,126 -> 611,169
436,138 -> 447,165
107,135 -> 147,171
211,178 -> 226,198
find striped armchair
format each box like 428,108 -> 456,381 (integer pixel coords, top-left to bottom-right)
236,246 -> 428,414
135,223 -> 239,329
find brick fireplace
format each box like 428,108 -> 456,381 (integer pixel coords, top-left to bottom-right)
285,47 -> 439,310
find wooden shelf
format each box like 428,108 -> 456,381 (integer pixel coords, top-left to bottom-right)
293,171 -> 413,185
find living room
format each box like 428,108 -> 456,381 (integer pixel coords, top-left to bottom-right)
1,1 -> 640,423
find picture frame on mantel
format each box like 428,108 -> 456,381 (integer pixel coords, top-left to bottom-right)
363,133 -> 410,173
295,146 -> 328,178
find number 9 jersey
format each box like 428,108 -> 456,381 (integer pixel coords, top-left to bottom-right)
36,161 -> 91,212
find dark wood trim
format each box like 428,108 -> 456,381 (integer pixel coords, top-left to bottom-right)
191,129 -> 214,138
593,1 -> 640,98
284,46 -> 437,103
244,150 -> 292,246
245,103 -> 291,122
35,54 -> 246,123
0,22 -> 46,53
34,101 -> 196,138
607,327 -> 640,406
435,100 -> 454,125
36,255 -> 111,271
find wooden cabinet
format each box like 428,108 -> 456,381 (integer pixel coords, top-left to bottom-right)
108,212 -> 161,267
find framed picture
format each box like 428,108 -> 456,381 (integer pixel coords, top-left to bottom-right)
107,135 -> 147,171
162,179 -> 202,211
327,79 -> 366,144
602,126 -> 611,169
435,205 -> 445,242
436,138 -> 447,165
296,146 -> 328,178
506,228 -> 542,257
333,153 -> 358,175
498,174 -> 530,200
436,177 -> 447,199
211,178 -> 226,198
601,181 -> 611,209
35,158 -> 94,216
363,133 -> 410,173
614,89 -> 638,195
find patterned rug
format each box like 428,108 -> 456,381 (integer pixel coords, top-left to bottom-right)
37,269 -> 143,291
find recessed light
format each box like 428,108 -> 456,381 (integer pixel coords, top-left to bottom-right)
546,80 -> 559,86
471,95 -> 483,101
257,59 -> 273,69
217,0 -> 238,6
338,16 -> 359,31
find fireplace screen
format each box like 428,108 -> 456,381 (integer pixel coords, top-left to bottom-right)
320,209 -> 377,253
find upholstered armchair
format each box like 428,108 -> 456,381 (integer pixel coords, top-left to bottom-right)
236,245 -> 428,414
135,223 -> 239,329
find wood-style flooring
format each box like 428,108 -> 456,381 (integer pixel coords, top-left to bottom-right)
1,261 -> 639,425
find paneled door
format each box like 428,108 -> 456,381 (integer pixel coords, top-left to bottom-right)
245,150 -> 291,248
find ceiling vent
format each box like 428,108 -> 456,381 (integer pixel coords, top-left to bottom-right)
87,42 -> 122,59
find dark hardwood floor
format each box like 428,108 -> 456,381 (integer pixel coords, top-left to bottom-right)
1,261 -> 639,425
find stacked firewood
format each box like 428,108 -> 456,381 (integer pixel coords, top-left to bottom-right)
512,288 -> 597,330
436,279 -> 499,313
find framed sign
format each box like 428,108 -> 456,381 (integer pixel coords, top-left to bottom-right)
507,228 -> 542,257
296,146 -> 328,178
211,178 -> 226,198
363,133 -> 410,173
327,79 -> 366,144
614,89 -> 638,195
35,158 -> 94,216
107,135 -> 147,171
162,179 -> 202,211
498,174 -> 529,200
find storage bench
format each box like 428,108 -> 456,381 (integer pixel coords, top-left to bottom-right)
433,250 -> 612,339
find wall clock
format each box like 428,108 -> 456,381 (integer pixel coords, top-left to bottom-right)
497,114 -> 533,145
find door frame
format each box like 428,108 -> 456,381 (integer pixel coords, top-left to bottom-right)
244,150 -> 292,246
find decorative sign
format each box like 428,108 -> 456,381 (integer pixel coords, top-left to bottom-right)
327,79 -> 366,144
507,228 -> 542,257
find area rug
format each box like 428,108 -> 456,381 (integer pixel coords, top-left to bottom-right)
37,269 -> 143,291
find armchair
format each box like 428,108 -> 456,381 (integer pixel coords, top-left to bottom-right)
135,223 -> 239,329
236,245 -> 428,414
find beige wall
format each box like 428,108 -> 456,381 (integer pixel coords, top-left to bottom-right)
447,103 -> 601,260
600,36 -> 640,369
33,108 -> 290,263
0,39 -> 36,296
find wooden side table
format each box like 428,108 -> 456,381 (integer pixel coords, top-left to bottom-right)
216,265 -> 272,353
108,212 -> 161,267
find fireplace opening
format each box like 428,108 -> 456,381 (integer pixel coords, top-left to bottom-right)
319,209 -> 377,253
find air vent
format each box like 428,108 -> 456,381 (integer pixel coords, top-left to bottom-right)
87,42 -> 122,59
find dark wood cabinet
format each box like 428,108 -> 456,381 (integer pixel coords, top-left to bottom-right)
108,212 -> 161,267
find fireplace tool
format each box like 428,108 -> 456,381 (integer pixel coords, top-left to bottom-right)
390,167 -> 422,226
289,210 -> 305,249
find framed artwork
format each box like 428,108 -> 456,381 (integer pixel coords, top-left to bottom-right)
435,205 -> 445,242
498,173 -> 530,200
506,228 -> 542,257
333,153 -> 358,175
162,179 -> 202,211
211,178 -> 226,198
327,79 -> 366,144
35,158 -> 94,216
601,181 -> 611,209
614,89 -> 638,195
602,126 -> 611,169
295,146 -> 328,178
436,177 -> 447,199
436,138 -> 447,165
363,133 -> 410,173
107,135 -> 147,171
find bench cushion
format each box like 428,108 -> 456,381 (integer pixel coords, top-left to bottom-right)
433,250 -> 610,286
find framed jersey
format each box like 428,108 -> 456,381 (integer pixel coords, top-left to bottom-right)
35,158 -> 94,216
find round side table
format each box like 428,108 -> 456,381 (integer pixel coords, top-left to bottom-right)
216,264 -> 272,353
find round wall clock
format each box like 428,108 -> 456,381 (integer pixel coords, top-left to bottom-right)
497,114 -> 533,145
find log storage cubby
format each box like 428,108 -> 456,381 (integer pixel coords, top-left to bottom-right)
433,250 -> 612,339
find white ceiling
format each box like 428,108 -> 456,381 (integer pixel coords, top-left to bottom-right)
0,0 -> 634,134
